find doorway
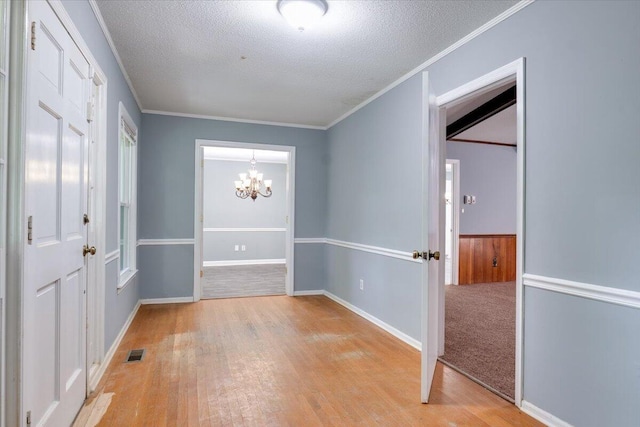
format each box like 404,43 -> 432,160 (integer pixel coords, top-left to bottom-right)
421,59 -> 524,406
193,140 -> 295,301
439,78 -> 518,401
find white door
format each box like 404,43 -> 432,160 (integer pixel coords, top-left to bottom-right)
23,1 -> 91,425
420,71 -> 444,403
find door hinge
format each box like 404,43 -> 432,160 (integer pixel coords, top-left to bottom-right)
200,270 -> 203,278
27,216 -> 33,245
26,410 -> 32,426
30,22 -> 36,50
87,100 -> 95,122
84,213 -> 90,225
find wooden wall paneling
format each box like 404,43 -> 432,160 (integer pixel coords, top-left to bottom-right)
458,235 -> 516,285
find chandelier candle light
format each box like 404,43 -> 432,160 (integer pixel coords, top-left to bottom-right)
234,152 -> 273,201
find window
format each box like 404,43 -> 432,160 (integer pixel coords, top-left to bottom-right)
118,103 -> 137,287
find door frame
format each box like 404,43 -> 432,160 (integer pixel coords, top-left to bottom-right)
429,58 -> 525,405
445,159 -> 460,286
193,139 -> 296,301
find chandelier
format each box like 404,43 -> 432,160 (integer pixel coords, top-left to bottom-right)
234,152 -> 273,201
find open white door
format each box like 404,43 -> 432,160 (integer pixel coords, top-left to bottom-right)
419,71 -> 444,403
23,1 -> 91,425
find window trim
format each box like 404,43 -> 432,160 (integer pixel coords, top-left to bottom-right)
117,102 -> 137,289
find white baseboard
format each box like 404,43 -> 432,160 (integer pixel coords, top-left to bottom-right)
140,297 -> 194,305
203,259 -> 286,267
88,300 -> 141,392
521,400 -> 573,427
293,290 -> 325,296
323,291 -> 422,351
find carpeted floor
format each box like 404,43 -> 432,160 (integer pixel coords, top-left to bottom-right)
201,264 -> 286,299
440,281 -> 515,400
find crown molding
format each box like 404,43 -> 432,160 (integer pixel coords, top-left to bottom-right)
142,109 -> 327,131
88,0 -> 143,111
326,0 -> 535,129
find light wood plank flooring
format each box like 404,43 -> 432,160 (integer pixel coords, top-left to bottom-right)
75,296 -> 541,426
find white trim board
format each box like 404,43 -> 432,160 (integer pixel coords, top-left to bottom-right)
144,109 -> 326,131
326,1 -> 534,129
324,291 -> 422,351
137,239 -> 195,246
88,300 -> 140,392
523,274 -> 640,310
140,297 -> 194,305
87,0 -> 143,110
204,228 -> 286,233
521,400 -> 573,427
293,290 -> 325,296
104,249 -> 119,265
203,259 -> 285,267
294,238 -> 326,244
326,238 -> 421,264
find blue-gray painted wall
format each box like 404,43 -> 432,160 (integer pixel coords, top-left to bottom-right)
203,159 -> 286,261
446,141 -> 517,234
138,114 -> 327,298
326,1 -> 640,425
61,0 -> 141,352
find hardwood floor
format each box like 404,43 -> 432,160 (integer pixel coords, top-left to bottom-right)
75,296 -> 541,426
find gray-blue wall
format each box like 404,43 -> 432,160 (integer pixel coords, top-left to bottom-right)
61,0 -> 141,352
326,1 -> 640,425
138,114 -> 327,298
203,159 -> 286,262
446,141 -> 516,234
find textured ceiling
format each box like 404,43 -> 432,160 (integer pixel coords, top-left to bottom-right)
95,0 -> 520,128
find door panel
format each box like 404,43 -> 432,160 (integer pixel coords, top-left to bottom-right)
24,1 -> 91,425
421,72 -> 442,403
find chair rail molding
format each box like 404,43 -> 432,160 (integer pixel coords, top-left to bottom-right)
137,238 -> 195,246
523,273 -> 640,309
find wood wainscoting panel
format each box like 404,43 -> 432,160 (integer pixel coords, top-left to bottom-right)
459,234 -> 516,284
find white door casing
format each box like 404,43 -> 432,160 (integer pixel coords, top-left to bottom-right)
433,58 -> 525,405
23,1 -> 91,425
193,139 -> 296,301
420,71 -> 442,403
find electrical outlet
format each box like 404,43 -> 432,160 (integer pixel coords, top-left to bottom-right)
234,245 -> 239,251
241,245 -> 246,251
359,279 -> 364,290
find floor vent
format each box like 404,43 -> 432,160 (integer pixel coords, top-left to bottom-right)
126,349 -> 145,363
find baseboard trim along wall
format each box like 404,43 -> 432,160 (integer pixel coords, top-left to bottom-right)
140,297 -> 195,305
324,291 -> 422,351
293,290 -> 325,296
203,259 -> 286,267
523,273 -> 640,309
294,237 -> 326,244
521,400 -> 573,427
89,300 -> 141,392
137,238 -> 195,246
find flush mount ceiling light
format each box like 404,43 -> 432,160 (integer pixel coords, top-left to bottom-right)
277,0 -> 328,31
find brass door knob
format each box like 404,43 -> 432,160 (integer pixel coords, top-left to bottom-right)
412,250 -> 422,260
83,245 -> 97,257
428,250 -> 440,261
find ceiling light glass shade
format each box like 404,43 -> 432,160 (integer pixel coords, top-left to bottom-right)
277,0 -> 328,31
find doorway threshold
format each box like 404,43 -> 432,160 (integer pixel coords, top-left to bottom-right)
437,357 -> 515,404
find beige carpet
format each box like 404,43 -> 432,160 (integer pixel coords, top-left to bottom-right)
201,264 -> 286,299
440,281 -> 515,400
